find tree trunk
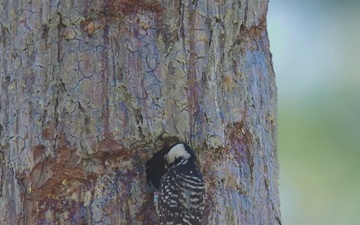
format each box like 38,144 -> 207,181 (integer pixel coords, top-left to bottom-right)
0,0 -> 280,224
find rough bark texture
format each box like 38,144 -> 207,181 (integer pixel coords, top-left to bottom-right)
0,0 -> 280,224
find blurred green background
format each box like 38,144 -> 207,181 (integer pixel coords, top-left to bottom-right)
268,0 -> 360,224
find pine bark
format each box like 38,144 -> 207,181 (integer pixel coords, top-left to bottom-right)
0,0 -> 280,224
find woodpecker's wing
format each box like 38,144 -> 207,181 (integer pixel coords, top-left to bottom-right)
159,163 -> 205,225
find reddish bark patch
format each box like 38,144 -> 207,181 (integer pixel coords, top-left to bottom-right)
223,75 -> 235,91
32,145 -> 46,165
236,15 -> 268,53
34,179 -> 89,224
136,192 -> 159,224
21,138 -> 138,223
41,127 -> 53,141
227,121 -> 253,167
202,168 -> 217,225
97,138 -> 122,154
94,138 -> 132,161
26,146 -> 85,201
110,0 -> 164,15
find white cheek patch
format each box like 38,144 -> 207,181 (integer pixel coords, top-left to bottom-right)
166,143 -> 191,164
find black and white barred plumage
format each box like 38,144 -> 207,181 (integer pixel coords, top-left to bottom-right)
158,142 -> 205,225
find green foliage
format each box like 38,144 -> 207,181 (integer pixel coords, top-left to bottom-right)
279,79 -> 360,225
269,1 -> 360,224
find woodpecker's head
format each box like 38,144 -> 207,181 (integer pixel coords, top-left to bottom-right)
164,142 -> 196,168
